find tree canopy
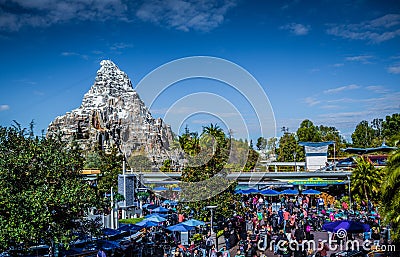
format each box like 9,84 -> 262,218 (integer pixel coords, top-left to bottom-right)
0,125 -> 98,252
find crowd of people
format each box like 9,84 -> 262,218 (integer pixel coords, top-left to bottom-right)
118,191 -> 387,257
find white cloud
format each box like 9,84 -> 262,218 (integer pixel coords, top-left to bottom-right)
135,0 -> 237,32
387,65 -> 400,74
345,55 -> 373,63
0,0 -> 128,31
332,63 -> 344,67
0,105 -> 10,111
304,97 -> 321,106
324,84 -> 360,94
281,23 -> 310,35
327,14 -> 400,43
110,42 -> 134,50
61,52 -> 88,60
366,85 -> 389,93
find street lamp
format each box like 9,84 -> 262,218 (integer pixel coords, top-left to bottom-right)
348,175 -> 351,210
206,205 -> 218,235
293,151 -> 297,172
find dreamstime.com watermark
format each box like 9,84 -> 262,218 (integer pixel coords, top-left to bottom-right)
257,229 -> 396,253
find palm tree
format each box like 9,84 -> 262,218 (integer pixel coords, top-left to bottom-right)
381,150 -> 400,243
351,157 -> 383,203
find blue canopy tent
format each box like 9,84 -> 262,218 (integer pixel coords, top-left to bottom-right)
145,215 -> 167,223
102,228 -> 121,237
322,220 -> 370,233
181,219 -> 205,227
152,206 -> 170,213
166,224 -> 195,232
302,189 -> 321,195
153,186 -> 168,191
234,189 -> 243,194
241,188 -> 259,194
135,220 -> 160,228
260,189 -> 280,196
117,224 -> 141,232
280,189 -> 299,195
142,203 -> 158,210
163,200 -> 178,206
342,142 -> 397,155
172,187 -> 181,192
145,213 -> 167,218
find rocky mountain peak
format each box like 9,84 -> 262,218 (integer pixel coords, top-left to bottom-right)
48,60 -> 176,164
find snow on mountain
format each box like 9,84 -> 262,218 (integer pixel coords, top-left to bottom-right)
47,60 -> 175,163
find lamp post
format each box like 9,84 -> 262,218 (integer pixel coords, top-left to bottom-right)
348,175 -> 352,210
206,205 -> 218,235
293,151 -> 297,172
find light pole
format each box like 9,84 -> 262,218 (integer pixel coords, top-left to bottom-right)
206,205 -> 218,235
293,151 -> 297,172
348,175 -> 351,210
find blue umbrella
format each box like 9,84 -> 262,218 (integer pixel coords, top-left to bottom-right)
302,189 -> 321,195
153,186 -> 167,191
166,224 -> 195,232
322,220 -> 370,233
135,220 -> 159,228
172,187 -> 181,191
145,215 -> 166,223
117,224 -> 141,232
145,213 -> 167,218
260,189 -> 280,195
152,206 -> 170,213
280,189 -> 299,195
181,219 -> 205,227
242,188 -> 259,194
142,204 -> 158,209
102,228 -> 121,236
234,189 -> 243,194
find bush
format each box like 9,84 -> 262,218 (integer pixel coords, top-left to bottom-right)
119,217 -> 144,224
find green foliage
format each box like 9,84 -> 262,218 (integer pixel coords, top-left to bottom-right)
256,137 -> 267,151
84,151 -> 102,169
351,157 -> 383,203
128,152 -> 152,172
119,217 -> 145,224
297,119 -> 321,142
0,125 -> 98,252
160,159 -> 174,172
351,120 -> 377,148
382,113 -> 400,147
178,124 -> 244,221
277,132 -> 302,162
381,150 -> 400,243
95,147 -> 124,197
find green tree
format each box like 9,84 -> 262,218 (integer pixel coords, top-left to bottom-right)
382,113 -> 400,147
128,153 -> 152,172
296,119 -> 321,142
351,157 -> 383,203
256,137 -> 267,151
277,132 -> 302,162
178,124 -> 243,221
317,125 -> 347,158
160,159 -> 174,172
351,120 -> 376,148
381,150 -> 400,243
0,125 -> 98,252
266,137 -> 277,157
84,151 -> 102,169
96,147 -> 124,197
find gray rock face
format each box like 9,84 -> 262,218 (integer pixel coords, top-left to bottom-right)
47,60 -> 174,161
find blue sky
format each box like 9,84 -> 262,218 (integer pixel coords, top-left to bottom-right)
0,0 -> 399,141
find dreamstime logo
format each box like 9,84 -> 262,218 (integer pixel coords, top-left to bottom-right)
135,56 -> 276,201
259,233 -> 396,253
336,228 -> 347,239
